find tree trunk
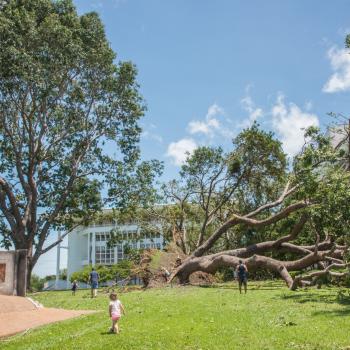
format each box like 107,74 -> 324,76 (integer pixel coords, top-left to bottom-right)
26,259 -> 33,291
21,244 -> 34,291
169,250 -> 333,289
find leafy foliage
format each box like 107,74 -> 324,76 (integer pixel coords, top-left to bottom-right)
70,261 -> 132,284
30,274 -> 45,292
158,123 -> 288,253
0,0 -> 161,285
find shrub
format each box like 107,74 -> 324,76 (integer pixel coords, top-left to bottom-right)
30,274 -> 45,292
70,261 -> 133,283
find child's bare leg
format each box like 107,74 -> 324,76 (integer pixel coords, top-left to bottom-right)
114,320 -> 119,334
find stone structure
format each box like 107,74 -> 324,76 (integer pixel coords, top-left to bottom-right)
0,250 -> 27,296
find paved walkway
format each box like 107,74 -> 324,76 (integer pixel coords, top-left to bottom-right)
0,295 -> 94,338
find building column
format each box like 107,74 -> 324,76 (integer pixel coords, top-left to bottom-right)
55,231 -> 61,290
114,246 -> 117,264
92,232 -> 96,266
87,232 -> 90,264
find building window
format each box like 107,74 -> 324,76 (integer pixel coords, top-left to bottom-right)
117,244 -> 123,261
95,233 -> 114,265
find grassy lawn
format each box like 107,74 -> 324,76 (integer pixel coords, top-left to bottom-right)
2,281 -> 350,350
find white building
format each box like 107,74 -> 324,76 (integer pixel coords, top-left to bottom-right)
67,211 -> 164,282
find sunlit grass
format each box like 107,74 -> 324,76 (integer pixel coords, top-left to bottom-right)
2,281 -> 350,350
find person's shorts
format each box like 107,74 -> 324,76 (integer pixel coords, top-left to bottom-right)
91,281 -> 98,289
238,276 -> 247,284
111,312 -> 120,321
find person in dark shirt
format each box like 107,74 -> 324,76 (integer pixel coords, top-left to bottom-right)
71,280 -> 78,296
88,267 -> 100,298
235,260 -> 248,294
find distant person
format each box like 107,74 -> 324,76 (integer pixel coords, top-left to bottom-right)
174,255 -> 182,268
71,280 -> 78,296
236,260 -> 248,294
161,266 -> 171,281
88,267 -> 99,298
109,292 -> 126,334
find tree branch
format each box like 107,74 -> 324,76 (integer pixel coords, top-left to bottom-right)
192,200 -> 308,257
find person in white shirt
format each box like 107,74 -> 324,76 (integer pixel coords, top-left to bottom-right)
109,292 -> 126,334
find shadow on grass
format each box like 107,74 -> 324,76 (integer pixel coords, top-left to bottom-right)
312,308 -> 350,316
100,331 -> 116,336
198,283 -> 283,291
279,291 -> 350,304
277,289 -> 350,316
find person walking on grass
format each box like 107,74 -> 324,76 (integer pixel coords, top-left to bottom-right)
88,267 -> 99,298
236,260 -> 248,294
109,292 -> 126,334
71,280 -> 78,296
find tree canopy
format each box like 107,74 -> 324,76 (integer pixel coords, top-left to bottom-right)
0,0 -> 161,284
143,124 -> 350,289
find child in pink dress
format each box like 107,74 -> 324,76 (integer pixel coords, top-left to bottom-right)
109,292 -> 126,334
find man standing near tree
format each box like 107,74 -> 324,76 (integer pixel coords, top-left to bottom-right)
236,260 -> 248,294
88,268 -> 99,298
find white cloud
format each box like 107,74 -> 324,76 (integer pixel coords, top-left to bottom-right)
166,103 -> 235,167
207,104 -> 224,119
188,118 -> 220,135
271,94 -> 319,157
188,103 -> 223,136
240,95 -> 263,126
142,130 -> 163,143
141,123 -> 163,143
166,138 -> 197,166
323,46 -> 350,93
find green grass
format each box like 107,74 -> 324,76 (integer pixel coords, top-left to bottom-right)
2,281 -> 350,350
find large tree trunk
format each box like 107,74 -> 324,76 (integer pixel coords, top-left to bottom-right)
16,241 -> 35,291
168,214 -> 348,290
26,259 -> 33,291
170,249 -> 336,289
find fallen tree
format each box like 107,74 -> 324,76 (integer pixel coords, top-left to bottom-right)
169,213 -> 348,289
165,126 -> 350,289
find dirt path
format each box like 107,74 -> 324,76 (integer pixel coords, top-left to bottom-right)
0,295 -> 95,338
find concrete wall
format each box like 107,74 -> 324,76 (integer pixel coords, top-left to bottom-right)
0,250 -> 27,296
0,251 -> 15,295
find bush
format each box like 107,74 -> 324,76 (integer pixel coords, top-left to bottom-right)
70,261 -> 133,283
30,274 -> 45,292
215,267 -> 234,282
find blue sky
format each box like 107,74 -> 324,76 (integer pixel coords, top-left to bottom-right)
33,0 -> 350,277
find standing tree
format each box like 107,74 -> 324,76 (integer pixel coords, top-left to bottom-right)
0,0 -> 156,286
118,126 -> 288,256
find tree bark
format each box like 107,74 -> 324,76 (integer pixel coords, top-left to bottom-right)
170,249 -> 335,289
192,201 -> 308,257
168,213 -> 348,290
